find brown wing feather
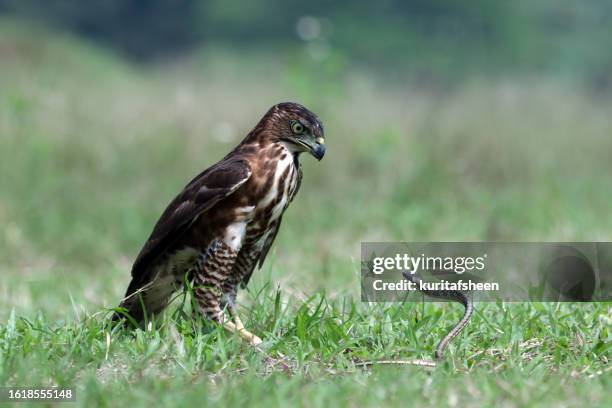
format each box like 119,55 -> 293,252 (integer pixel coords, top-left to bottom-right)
129,158 -> 251,287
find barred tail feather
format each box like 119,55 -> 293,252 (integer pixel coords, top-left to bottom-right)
112,275 -> 177,325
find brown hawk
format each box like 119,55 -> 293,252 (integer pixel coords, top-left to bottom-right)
114,102 -> 325,346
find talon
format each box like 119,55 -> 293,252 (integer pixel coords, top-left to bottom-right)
223,320 -> 264,347
240,328 -> 263,346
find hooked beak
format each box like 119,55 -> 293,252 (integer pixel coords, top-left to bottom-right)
286,135 -> 326,160
308,136 -> 326,161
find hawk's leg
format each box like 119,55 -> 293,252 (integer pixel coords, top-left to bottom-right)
225,300 -> 263,345
193,240 -> 262,346
221,281 -> 263,346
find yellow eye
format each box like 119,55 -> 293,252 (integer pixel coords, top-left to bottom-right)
291,121 -> 305,134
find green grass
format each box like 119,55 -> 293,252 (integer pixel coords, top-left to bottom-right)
0,20 -> 611,407
1,299 -> 610,407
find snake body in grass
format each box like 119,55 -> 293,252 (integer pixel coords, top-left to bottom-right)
402,271 -> 474,360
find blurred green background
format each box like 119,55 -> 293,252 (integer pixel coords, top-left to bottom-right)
2,0 -> 612,317
0,2 -> 611,406
3,0 -> 612,85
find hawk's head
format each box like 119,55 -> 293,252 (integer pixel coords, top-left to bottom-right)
256,102 -> 326,161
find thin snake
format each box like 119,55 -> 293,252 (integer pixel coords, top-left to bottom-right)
402,271 -> 474,360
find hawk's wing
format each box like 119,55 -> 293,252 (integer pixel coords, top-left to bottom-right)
130,158 -> 252,285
